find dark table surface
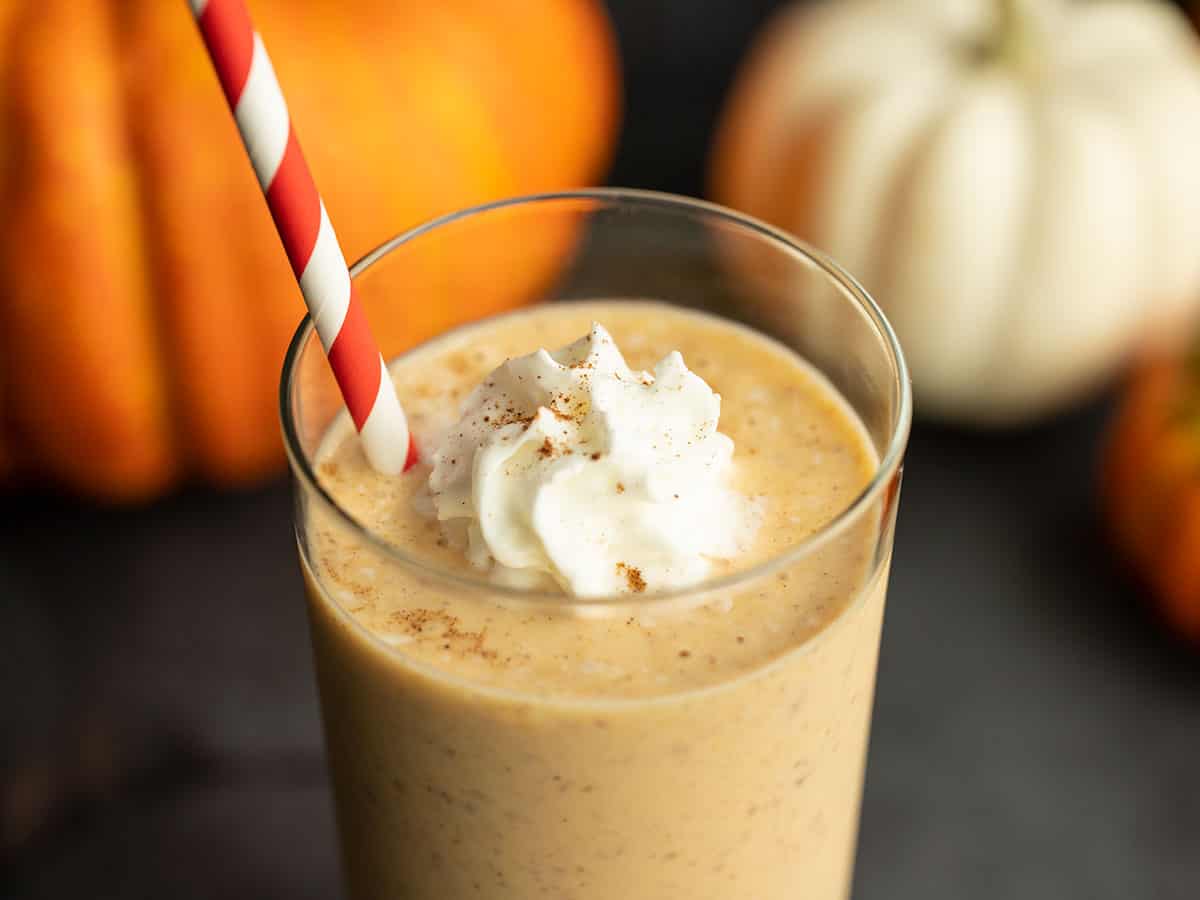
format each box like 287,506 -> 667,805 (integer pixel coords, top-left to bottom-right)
4,0 -> 1200,896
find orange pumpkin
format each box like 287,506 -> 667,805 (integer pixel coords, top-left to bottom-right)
0,0 -> 619,500
1101,352 -> 1200,642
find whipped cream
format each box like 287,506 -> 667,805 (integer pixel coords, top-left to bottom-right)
426,324 -> 761,597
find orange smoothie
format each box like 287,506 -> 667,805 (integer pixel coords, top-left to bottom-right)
301,301 -> 894,899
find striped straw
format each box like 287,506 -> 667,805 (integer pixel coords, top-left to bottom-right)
188,0 -> 416,474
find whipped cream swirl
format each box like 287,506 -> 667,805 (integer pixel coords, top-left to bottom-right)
427,324 -> 760,597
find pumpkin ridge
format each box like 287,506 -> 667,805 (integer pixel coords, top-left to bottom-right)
827,75 -> 957,296
116,0 -> 195,485
897,69 -> 1036,415
865,77 -> 976,379
872,103 -> 945,289
975,85 -> 1043,410
0,0 -> 28,485
773,104 -> 842,245
130,0 -> 291,488
4,0 -> 177,498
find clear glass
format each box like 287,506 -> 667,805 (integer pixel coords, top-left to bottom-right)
283,189 -> 911,900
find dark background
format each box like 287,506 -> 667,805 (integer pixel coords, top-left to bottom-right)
4,1 -> 1199,897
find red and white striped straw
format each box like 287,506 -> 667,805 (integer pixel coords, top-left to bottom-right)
188,0 -> 416,474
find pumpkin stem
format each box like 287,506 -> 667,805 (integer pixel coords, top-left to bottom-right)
995,0 -> 1058,75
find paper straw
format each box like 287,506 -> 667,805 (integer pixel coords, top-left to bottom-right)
188,0 -> 416,474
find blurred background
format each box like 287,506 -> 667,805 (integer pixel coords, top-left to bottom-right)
3,0 -> 1200,897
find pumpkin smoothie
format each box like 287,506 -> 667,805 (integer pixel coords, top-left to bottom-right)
300,301 -> 896,900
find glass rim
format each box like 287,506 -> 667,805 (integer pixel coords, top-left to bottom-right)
280,188 -> 912,609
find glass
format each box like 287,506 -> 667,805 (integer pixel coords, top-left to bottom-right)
283,189 -> 911,900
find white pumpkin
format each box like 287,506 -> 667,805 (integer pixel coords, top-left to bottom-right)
712,0 -> 1200,424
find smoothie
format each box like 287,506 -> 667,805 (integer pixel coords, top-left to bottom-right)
301,301 -> 894,899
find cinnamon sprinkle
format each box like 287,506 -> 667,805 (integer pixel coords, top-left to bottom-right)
387,609 -> 497,660
616,563 -> 646,593
492,412 -> 535,429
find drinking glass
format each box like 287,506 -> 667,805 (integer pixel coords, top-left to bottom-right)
282,189 -> 911,900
